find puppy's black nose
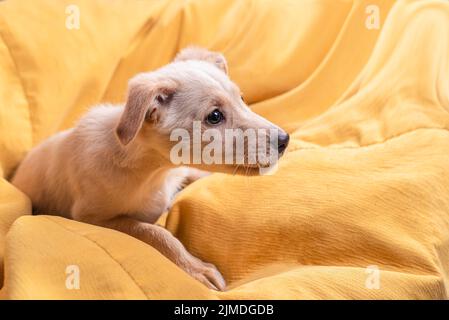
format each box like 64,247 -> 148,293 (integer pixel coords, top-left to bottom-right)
278,133 -> 290,154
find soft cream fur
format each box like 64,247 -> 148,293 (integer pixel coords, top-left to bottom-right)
12,47 -> 288,291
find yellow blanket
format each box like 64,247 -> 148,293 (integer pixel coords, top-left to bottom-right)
1,0 -> 449,299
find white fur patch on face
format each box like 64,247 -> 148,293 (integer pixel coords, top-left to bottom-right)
153,60 -> 242,132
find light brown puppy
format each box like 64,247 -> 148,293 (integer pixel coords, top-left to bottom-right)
12,47 -> 289,290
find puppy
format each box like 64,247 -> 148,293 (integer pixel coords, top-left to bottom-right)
12,47 -> 289,291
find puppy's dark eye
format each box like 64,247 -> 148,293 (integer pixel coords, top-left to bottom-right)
156,95 -> 164,104
206,109 -> 224,125
241,95 -> 245,103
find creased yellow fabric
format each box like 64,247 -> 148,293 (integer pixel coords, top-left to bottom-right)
1,0 -> 448,299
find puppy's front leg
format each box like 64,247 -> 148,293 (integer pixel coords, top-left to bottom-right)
98,216 -> 226,291
182,168 -> 211,186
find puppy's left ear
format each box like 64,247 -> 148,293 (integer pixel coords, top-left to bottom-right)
174,47 -> 228,74
116,74 -> 176,146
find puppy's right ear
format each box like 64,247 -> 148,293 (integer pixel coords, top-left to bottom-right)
116,74 -> 176,146
175,47 -> 228,74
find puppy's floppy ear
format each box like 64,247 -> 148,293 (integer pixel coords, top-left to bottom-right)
116,74 -> 176,146
174,46 -> 228,74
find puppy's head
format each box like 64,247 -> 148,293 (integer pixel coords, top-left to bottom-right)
116,47 -> 289,174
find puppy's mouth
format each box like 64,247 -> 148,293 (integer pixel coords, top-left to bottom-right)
241,151 -> 282,169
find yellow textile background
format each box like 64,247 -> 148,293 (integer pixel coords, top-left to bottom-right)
1,0 -> 449,299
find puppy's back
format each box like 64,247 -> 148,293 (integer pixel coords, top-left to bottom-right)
12,104 -> 124,218
12,130 -> 74,217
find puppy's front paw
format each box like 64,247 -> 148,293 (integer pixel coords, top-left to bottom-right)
186,258 -> 226,291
